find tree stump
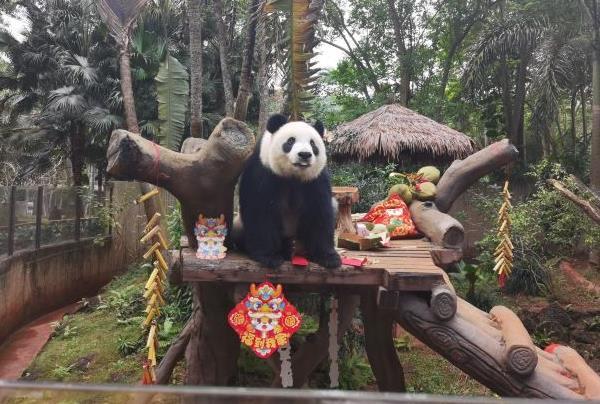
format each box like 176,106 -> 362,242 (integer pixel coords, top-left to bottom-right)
332,186 -> 359,234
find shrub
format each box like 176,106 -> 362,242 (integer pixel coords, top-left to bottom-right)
474,161 -> 600,296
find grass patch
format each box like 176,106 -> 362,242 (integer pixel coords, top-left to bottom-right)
401,346 -> 493,396
24,265 -> 149,384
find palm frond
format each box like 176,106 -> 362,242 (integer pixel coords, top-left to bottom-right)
48,86 -> 87,115
96,0 -> 151,45
83,106 -> 123,134
265,0 -> 323,120
463,16 -> 547,91
155,54 -> 188,151
63,54 -> 98,84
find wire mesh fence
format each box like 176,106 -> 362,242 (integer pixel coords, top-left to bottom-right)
0,184 -> 112,257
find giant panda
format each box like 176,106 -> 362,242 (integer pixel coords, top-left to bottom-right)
238,113 -> 341,269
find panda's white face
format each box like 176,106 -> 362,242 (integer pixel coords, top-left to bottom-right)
260,121 -> 327,182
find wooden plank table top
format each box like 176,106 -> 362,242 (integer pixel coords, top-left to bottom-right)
181,238 -> 446,291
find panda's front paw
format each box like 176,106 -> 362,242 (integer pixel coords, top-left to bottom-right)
312,250 -> 342,269
253,254 -> 284,269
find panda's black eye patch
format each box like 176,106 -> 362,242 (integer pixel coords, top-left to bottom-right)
310,139 -> 319,156
282,137 -> 295,153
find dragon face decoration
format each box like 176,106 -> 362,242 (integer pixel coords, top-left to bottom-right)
228,282 -> 301,358
195,214 -> 228,259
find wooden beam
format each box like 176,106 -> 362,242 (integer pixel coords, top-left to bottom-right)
435,140 -> 519,213
410,201 -> 464,248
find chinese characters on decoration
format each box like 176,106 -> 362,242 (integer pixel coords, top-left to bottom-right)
195,214 -> 228,259
228,282 -> 302,358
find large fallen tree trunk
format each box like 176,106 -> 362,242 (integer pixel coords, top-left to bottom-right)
435,139 -> 519,213
548,179 -> 600,225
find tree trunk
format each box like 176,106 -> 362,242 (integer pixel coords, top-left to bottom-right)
592,45 -> 600,191
499,57 -> 514,141
385,0 -> 410,106
189,0 -> 204,137
511,46 -> 529,152
256,9 -> 271,134
233,0 -> 260,121
119,47 -> 140,133
582,86 -> 588,147
570,91 -> 578,158
213,0 -> 235,116
70,123 -> 85,187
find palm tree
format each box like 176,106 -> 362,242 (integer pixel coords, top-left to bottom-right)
188,0 -> 204,137
97,0 -> 150,133
1,0 -> 122,186
463,13 -> 546,154
579,0 -> 600,191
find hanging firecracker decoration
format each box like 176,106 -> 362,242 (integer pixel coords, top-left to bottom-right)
494,180 -> 513,287
137,188 -> 170,384
228,282 -> 302,359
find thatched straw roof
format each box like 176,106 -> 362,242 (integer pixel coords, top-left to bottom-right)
329,104 -> 474,162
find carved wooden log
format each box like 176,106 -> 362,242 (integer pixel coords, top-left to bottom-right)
430,284 -> 457,321
107,118 -> 255,249
390,291 -> 584,399
490,306 -> 538,377
435,139 -> 519,213
409,201 -> 464,249
549,345 -> 600,399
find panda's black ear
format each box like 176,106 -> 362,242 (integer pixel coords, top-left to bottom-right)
266,114 -> 288,133
313,120 -> 325,137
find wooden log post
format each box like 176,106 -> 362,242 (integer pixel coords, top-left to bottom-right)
361,288 -> 406,392
332,186 -> 359,234
410,201 -> 464,249
435,139 -> 519,213
106,118 -> 255,386
490,306 -> 538,377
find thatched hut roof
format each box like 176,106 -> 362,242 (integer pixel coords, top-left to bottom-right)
328,104 -> 475,162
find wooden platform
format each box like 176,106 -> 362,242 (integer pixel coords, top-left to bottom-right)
181,238 -> 447,291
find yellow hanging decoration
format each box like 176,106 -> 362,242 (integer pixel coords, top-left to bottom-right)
136,188 -> 171,384
494,180 -> 513,287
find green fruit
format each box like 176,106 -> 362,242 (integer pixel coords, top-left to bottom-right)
388,184 -> 413,205
364,222 -> 375,231
414,181 -> 437,200
372,224 -> 388,234
417,166 -> 441,184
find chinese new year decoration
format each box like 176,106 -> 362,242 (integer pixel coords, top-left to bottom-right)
228,282 -> 301,359
195,214 -> 228,259
136,188 -> 170,384
494,180 -> 513,287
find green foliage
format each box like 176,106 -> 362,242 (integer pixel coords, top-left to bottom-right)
329,161 -> 408,211
451,261 -> 483,301
338,354 -> 375,390
531,328 -> 553,348
166,203 -> 184,249
475,161 -> 600,296
156,55 -> 189,151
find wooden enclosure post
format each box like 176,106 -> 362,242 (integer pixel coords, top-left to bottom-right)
35,186 -> 43,249
7,185 -> 16,256
108,182 -> 114,236
361,288 -> 405,392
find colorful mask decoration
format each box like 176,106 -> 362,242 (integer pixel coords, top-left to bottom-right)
228,282 -> 302,358
195,214 -> 228,259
